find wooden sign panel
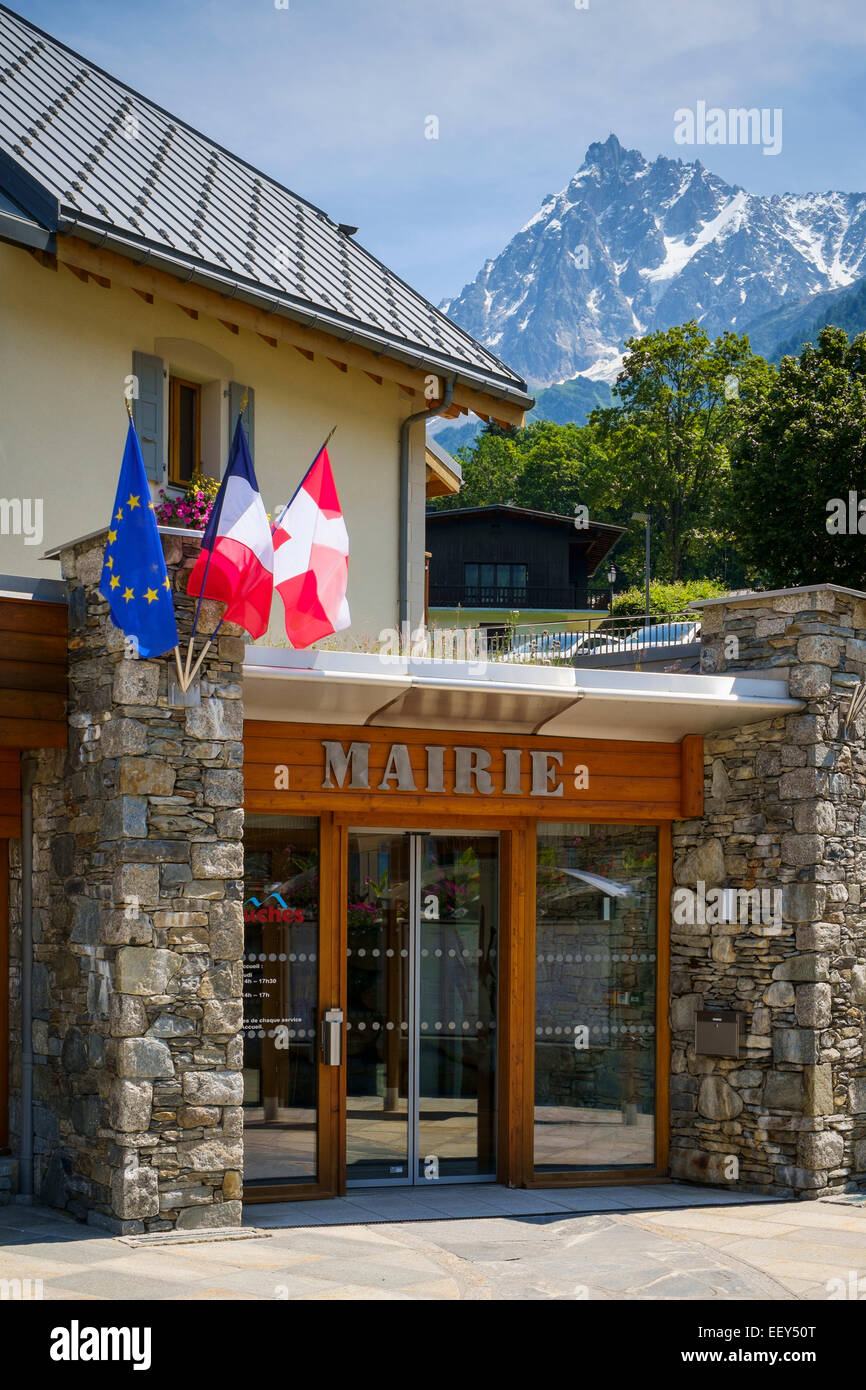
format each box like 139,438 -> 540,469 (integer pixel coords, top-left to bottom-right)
244,721 -> 695,820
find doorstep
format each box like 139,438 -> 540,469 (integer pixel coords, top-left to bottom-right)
243,1181 -> 788,1229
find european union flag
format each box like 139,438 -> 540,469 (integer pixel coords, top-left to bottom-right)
99,421 -> 179,658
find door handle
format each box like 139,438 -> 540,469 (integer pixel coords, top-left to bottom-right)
321,1007 -> 344,1066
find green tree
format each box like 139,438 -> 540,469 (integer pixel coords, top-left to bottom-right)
512,421 -> 611,516
432,419 -> 612,518
591,321 -> 773,579
431,429 -> 523,510
730,326 -> 866,588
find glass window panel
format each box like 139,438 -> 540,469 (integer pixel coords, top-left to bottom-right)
534,823 -> 657,1172
346,832 -> 411,1182
480,563 -> 495,588
496,564 -> 510,588
464,563 -> 479,588
177,383 -> 197,483
243,816 -> 319,1185
417,835 -> 498,1180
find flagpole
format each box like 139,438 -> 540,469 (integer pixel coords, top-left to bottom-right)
184,419 -> 336,688
121,397 -> 185,689
185,395 -> 250,682
272,425 -> 337,531
186,618 -> 224,687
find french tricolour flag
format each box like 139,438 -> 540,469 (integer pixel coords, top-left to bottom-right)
272,444 -> 350,648
187,418 -> 274,638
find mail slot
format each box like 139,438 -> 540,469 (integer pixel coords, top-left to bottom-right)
695,1008 -> 740,1058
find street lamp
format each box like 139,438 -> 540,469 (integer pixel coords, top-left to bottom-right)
631,513 -> 650,631
607,562 -> 616,613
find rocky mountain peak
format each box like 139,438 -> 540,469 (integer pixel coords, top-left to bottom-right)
441,136 -> 866,386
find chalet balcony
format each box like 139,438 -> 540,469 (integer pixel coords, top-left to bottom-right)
428,583 -> 610,611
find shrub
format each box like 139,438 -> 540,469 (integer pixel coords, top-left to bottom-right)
610,579 -> 728,618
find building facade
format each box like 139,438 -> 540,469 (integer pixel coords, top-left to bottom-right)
427,504 -> 623,635
2,9 -> 866,1233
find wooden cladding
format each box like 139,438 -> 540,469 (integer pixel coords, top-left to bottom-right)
244,721 -> 699,821
680,733 -> 705,818
0,597 -> 67,759
0,752 -> 21,839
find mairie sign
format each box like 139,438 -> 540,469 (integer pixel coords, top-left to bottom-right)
320,740 -> 584,796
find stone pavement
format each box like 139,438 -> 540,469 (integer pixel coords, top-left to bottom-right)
0,1190 -> 864,1300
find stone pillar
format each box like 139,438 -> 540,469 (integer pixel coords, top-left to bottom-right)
32,531 -> 245,1232
671,585 -> 866,1198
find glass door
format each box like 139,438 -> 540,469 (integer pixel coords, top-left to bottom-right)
242,816 -> 322,1189
346,830 -> 499,1185
345,831 -> 411,1181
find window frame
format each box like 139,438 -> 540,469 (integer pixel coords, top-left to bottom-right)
167,375 -> 202,488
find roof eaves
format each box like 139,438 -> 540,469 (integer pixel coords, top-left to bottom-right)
0,184 -> 54,250
0,146 -> 59,228
426,504 -> 626,533
59,213 -> 536,409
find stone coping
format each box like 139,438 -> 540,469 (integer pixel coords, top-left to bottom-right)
690,582 -> 866,610
43,523 -> 205,559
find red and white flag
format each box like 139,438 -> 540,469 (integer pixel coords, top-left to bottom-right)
272,444 -> 350,648
187,418 -> 274,638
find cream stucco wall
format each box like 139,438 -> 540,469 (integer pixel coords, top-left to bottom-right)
0,240 -> 429,643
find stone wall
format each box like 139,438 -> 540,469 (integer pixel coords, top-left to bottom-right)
28,531 -> 245,1232
671,585 -> 866,1198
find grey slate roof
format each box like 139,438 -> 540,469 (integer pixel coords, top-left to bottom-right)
0,4 -> 531,407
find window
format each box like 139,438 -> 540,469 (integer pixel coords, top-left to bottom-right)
243,816 -> 320,1186
464,562 -> 528,602
534,823 -> 658,1172
168,376 -> 202,486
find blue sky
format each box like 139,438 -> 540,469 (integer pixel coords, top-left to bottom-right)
10,0 -> 866,303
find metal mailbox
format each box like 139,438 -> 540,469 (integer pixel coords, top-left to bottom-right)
695,1008 -> 740,1059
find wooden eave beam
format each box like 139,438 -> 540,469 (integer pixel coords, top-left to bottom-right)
53,235 -> 529,428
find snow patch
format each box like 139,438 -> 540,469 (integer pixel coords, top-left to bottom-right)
641,191 -> 748,284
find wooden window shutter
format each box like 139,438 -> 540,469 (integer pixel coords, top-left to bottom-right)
229,381 -> 255,463
132,351 -> 165,482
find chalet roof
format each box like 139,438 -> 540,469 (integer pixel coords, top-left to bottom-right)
0,4 -> 531,408
426,503 -> 625,573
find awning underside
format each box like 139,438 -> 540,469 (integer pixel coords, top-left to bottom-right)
243,652 -> 802,742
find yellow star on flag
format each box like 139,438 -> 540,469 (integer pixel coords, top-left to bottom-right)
107,529 -> 117,544
144,588 -> 158,604
162,577 -> 171,590
105,556 -> 113,569
115,508 -> 124,522
123,587 -> 134,602
127,494 -> 141,510
109,575 -> 120,590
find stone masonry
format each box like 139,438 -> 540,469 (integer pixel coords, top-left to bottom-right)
671,585 -> 866,1198
26,530 -> 245,1232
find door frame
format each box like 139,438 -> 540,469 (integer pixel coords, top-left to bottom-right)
344,826 -> 501,1189
244,809 -> 672,1201
243,811 -> 345,1205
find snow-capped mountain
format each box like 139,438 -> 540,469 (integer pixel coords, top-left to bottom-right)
440,134 -> 866,386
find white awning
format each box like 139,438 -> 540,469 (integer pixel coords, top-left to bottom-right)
243,648 -> 802,741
